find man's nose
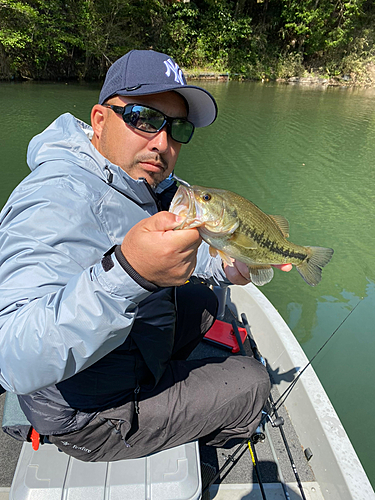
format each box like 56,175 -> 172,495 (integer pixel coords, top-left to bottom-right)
149,125 -> 170,152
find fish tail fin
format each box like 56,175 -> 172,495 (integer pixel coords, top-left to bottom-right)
296,246 -> 334,286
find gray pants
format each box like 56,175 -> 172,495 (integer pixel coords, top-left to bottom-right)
49,356 -> 270,462
49,284 -> 270,462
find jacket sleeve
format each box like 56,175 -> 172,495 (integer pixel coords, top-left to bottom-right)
0,180 -> 152,395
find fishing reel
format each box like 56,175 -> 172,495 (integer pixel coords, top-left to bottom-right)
251,427 -> 266,444
264,411 -> 284,428
251,410 -> 285,444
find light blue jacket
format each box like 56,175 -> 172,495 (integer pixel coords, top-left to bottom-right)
0,113 -> 227,395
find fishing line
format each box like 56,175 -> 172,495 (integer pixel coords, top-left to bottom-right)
272,298 -> 363,413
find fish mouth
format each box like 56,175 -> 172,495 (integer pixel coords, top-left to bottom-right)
169,185 -> 194,221
170,184 -> 228,233
169,185 -> 203,228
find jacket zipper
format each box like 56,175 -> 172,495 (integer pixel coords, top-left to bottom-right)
140,178 -> 162,212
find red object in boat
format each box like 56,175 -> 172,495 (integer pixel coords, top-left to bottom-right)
204,319 -> 247,353
29,428 -> 41,451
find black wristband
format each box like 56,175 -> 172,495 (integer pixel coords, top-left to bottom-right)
114,245 -> 160,292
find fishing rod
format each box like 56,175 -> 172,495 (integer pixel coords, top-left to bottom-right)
267,390 -> 306,500
242,302 -> 362,500
201,299 -> 363,498
248,437 -> 267,500
240,315 -> 307,500
263,416 -> 292,500
200,434 -> 250,497
202,319 -> 290,500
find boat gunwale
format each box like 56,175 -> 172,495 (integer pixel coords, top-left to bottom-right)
228,283 -> 375,500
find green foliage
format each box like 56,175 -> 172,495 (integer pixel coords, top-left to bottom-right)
276,52 -> 305,79
0,0 -> 84,78
156,0 -> 256,74
198,3 -> 254,72
74,0 -> 167,78
280,0 -> 366,57
157,2 -> 200,66
0,0 -> 375,82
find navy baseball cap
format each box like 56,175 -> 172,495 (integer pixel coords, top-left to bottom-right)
98,50 -> 217,128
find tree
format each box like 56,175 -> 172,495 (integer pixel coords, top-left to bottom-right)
0,0 -> 83,78
280,0 -> 366,60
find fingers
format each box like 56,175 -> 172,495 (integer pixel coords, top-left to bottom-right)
273,263 -> 293,272
224,260 -> 293,285
142,211 -> 185,232
223,261 -> 251,285
121,212 -> 202,287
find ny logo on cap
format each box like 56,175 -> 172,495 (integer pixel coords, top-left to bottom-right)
164,59 -> 185,86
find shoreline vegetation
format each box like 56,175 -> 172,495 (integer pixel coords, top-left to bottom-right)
184,68 -> 375,87
1,0 -> 375,88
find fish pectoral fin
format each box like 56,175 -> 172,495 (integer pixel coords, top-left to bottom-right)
209,246 -> 218,258
248,265 -> 274,286
213,248 -> 235,266
229,232 -> 258,249
269,215 -> 290,238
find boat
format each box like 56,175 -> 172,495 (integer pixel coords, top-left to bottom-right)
205,283 -> 375,500
0,283 -> 374,500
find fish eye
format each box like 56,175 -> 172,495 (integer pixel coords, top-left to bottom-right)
202,193 -> 211,202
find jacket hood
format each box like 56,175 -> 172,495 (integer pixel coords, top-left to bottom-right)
26,113 -> 173,203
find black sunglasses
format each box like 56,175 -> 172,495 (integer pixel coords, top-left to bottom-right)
102,103 -> 195,144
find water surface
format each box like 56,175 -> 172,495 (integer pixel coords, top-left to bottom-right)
1,80 -> 374,487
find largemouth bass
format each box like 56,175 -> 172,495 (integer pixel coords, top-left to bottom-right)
169,184 -> 334,286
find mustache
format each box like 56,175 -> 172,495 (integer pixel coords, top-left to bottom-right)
135,154 -> 168,170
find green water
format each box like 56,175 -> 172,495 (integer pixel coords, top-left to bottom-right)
1,80 -> 375,487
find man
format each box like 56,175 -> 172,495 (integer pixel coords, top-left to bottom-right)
0,50 -> 290,461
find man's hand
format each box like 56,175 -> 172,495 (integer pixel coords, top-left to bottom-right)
224,260 -> 292,285
121,212 -> 202,287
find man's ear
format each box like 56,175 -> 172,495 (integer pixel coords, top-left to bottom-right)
91,104 -> 106,144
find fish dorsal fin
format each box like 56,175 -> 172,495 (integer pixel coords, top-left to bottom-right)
229,232 -> 258,250
269,215 -> 289,238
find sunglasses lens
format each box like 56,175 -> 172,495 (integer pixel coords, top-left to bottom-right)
170,119 -> 194,144
123,104 -> 194,144
126,105 -> 165,132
